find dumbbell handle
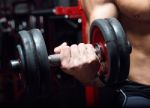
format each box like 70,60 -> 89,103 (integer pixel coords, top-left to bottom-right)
10,44 -> 101,69
48,54 -> 61,66
48,46 -> 101,66
10,60 -> 21,69
10,54 -> 61,69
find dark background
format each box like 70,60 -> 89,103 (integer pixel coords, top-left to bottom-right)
0,0 -> 86,108
0,0 -> 115,108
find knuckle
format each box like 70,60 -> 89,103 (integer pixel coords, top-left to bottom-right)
61,46 -> 70,51
78,43 -> 85,47
71,44 -> 78,48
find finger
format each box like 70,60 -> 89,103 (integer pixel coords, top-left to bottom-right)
60,45 -> 71,69
86,44 -> 98,62
70,44 -> 80,65
86,44 -> 100,72
54,42 -> 67,53
78,43 -> 88,61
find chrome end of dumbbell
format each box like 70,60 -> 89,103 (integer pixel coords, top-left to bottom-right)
9,60 -> 21,70
48,54 -> 61,66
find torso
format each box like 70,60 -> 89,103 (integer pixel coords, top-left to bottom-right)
115,0 -> 150,85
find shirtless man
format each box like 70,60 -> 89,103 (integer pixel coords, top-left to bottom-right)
54,0 -> 150,107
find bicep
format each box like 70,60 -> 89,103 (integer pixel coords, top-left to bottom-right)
80,0 -> 118,24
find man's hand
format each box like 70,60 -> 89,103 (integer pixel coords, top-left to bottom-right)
54,42 -> 101,85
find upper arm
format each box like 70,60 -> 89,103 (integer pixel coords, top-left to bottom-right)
80,0 -> 118,24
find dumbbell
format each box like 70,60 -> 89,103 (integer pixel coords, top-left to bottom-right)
9,17 -> 132,100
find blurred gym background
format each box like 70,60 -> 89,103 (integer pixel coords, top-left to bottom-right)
0,0 -> 114,108
0,0 -> 85,107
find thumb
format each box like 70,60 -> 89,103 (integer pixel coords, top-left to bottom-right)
54,42 -> 68,53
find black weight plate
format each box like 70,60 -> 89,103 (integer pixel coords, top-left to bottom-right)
105,41 -> 120,84
107,18 -> 131,83
16,45 -> 25,71
91,19 -> 116,42
90,19 -> 120,85
18,30 -> 40,99
29,29 -> 51,98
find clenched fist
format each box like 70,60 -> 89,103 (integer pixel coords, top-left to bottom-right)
54,42 -> 102,86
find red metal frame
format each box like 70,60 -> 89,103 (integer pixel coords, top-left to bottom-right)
54,6 -> 81,18
53,0 -> 87,43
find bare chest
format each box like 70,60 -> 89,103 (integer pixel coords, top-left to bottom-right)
114,0 -> 150,85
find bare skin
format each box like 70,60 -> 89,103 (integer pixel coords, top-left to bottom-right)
54,0 -> 150,86
116,0 -> 150,85
54,42 -> 101,85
